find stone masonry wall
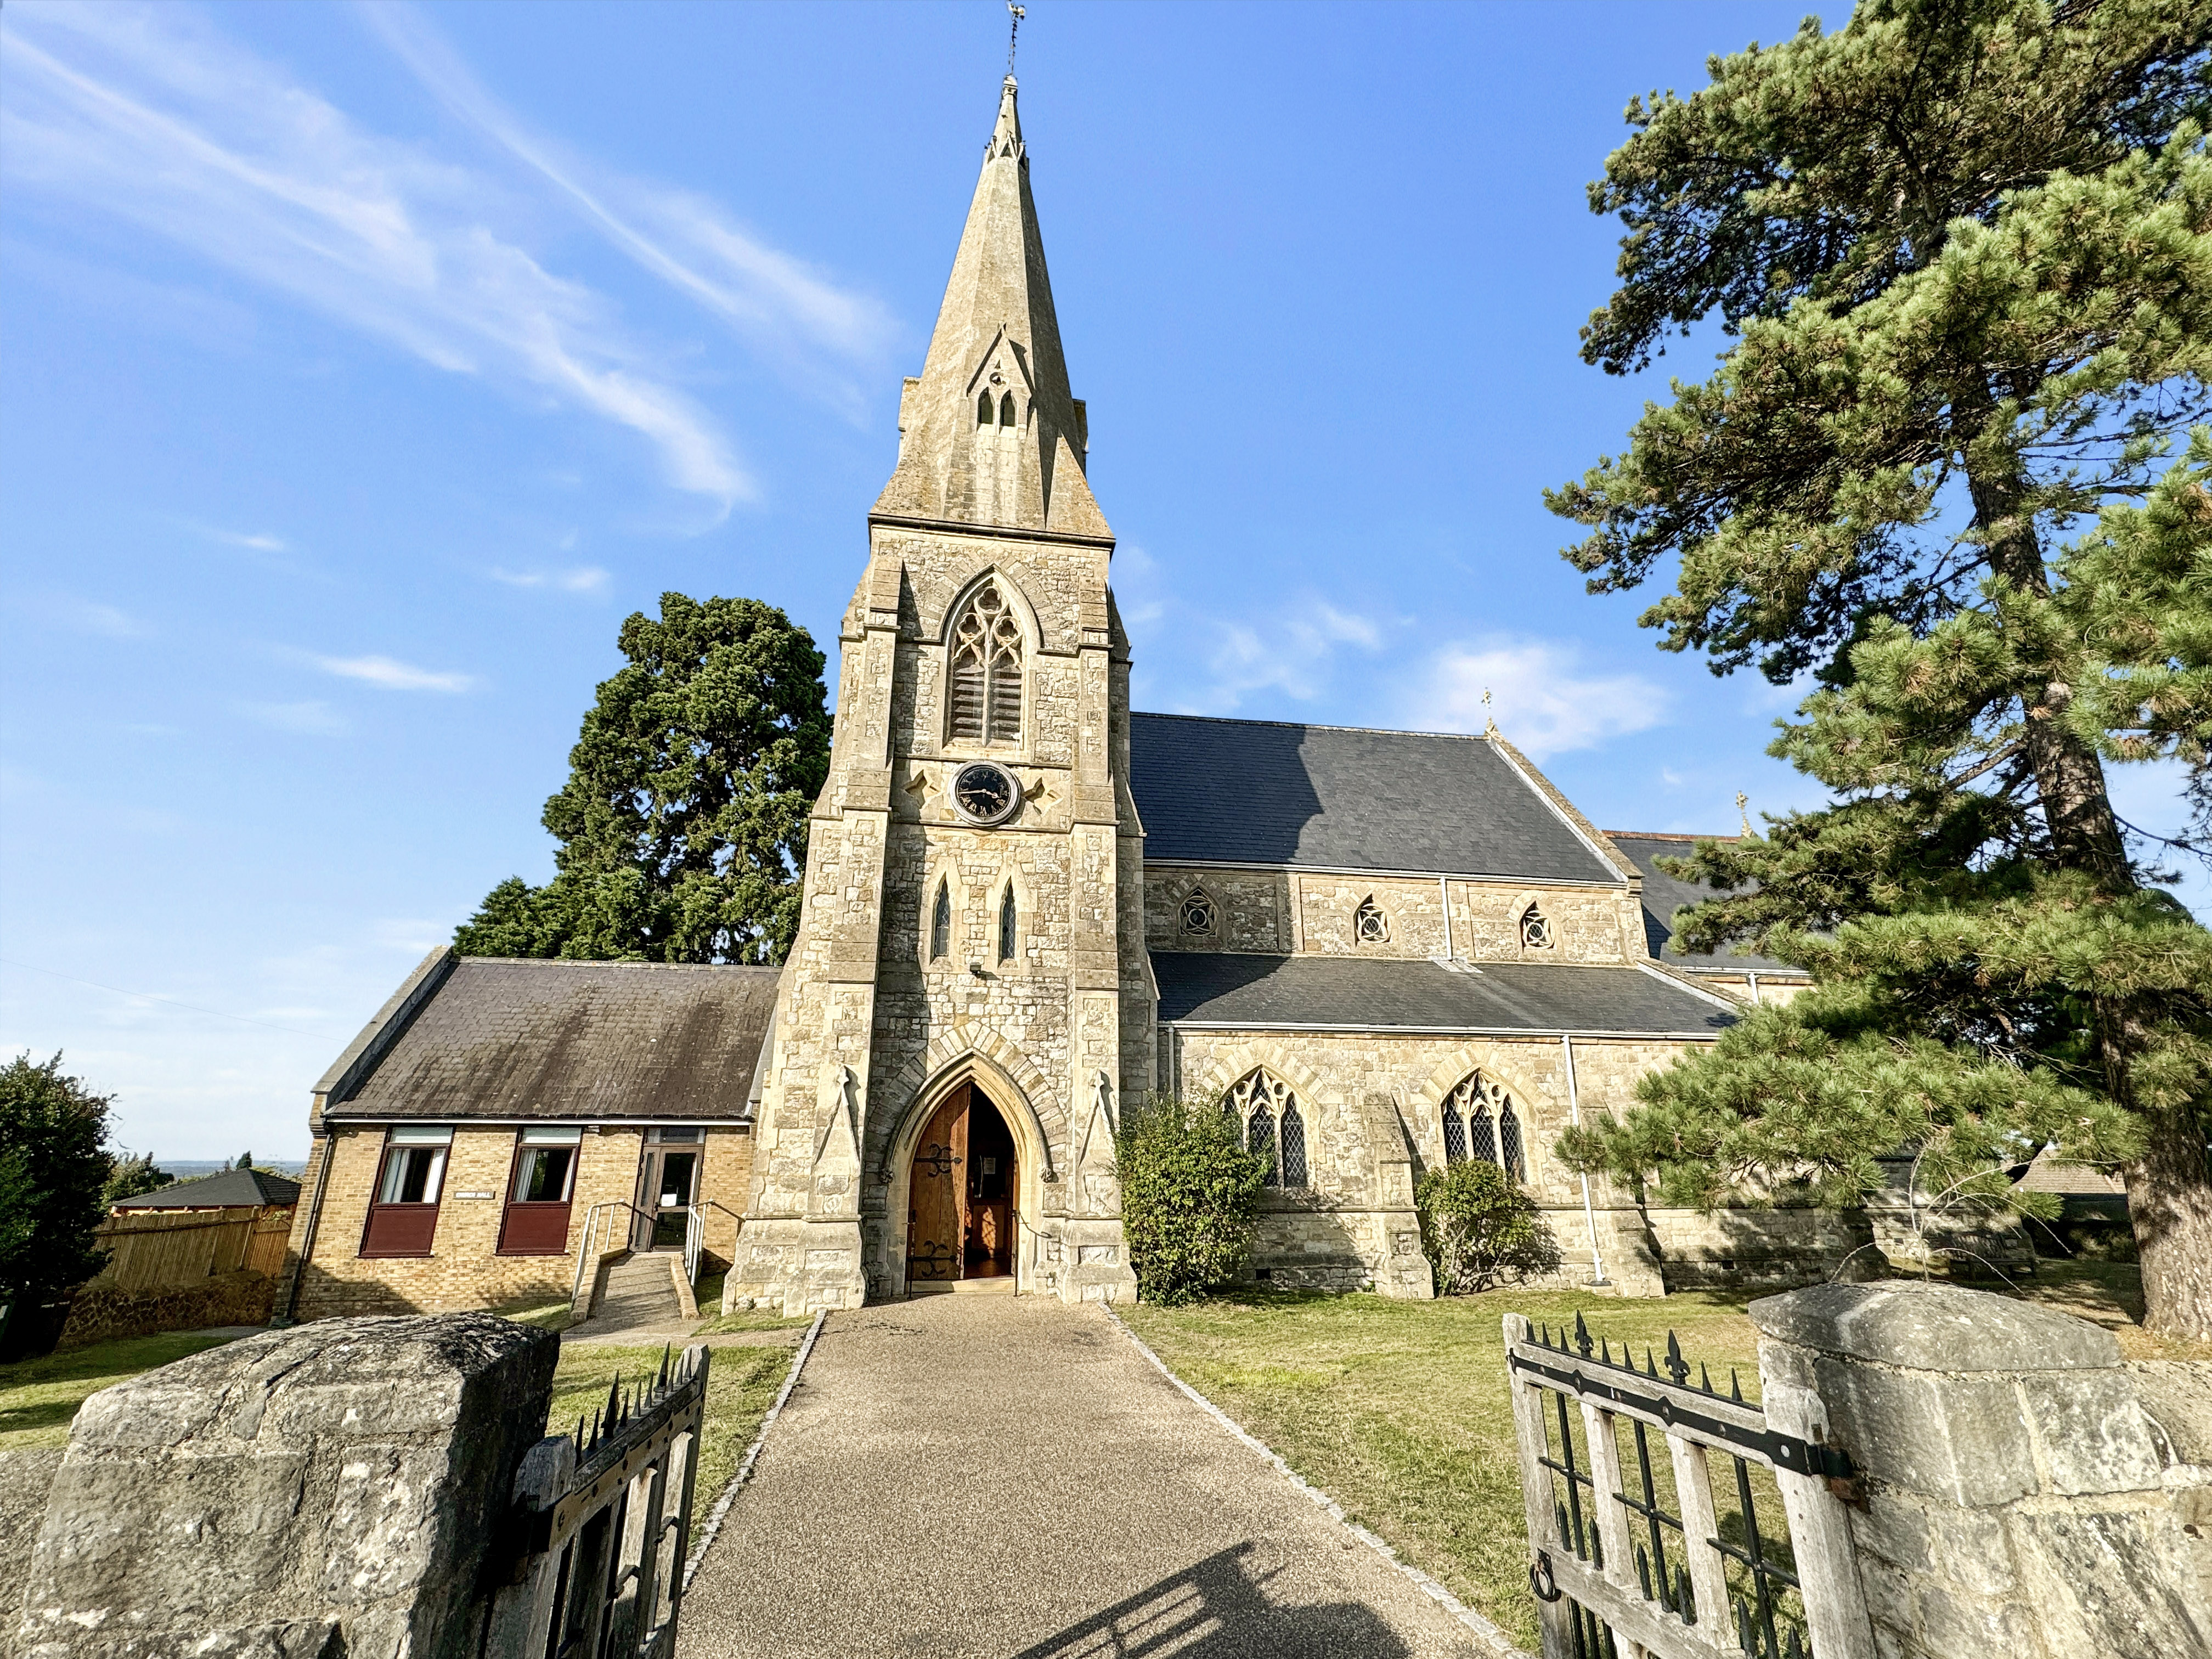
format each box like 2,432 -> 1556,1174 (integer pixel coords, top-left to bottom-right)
16,1314 -> 558,1658
1143,865 -> 1647,967
1752,1283 -> 2212,1659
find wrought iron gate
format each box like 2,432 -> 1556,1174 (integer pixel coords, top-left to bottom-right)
486,1344 -> 710,1659
1505,1314 -> 1873,1659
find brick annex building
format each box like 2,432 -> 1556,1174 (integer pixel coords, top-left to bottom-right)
279,79 -> 1820,1324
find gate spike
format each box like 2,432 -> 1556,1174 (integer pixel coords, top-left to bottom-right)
574,1413 -> 586,1449
1644,1345 -> 1658,1378
1634,1543 -> 1651,1599
1600,1337 -> 1612,1365
1730,1369 -> 1744,1403
1574,1311 -> 1594,1358
1665,1330 -> 1692,1387
1700,1363 -> 1714,1393
1677,1564 -> 1696,1623
658,1343 -> 672,1389
605,1374 -> 622,1431
1785,1628 -> 1805,1659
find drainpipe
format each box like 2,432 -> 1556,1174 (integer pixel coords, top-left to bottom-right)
276,1123 -> 335,1325
1747,970 -> 1762,1005
1561,1035 -> 1608,1287
1438,876 -> 1454,960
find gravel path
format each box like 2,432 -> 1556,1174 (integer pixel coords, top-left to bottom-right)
678,1295 -> 1494,1658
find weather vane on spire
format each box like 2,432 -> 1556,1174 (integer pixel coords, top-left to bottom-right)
1007,3 -> 1025,76
1482,687 -> 1499,738
1736,791 -> 1753,836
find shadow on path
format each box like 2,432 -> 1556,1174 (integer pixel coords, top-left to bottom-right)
1009,1542 -> 1413,1659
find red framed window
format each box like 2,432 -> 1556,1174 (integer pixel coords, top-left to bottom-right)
360,1125 -> 452,1257
499,1126 -> 581,1255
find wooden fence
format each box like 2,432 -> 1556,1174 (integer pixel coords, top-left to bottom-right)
89,1206 -> 294,1293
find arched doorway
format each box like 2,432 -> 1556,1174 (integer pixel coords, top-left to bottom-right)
905,1081 -> 1018,1286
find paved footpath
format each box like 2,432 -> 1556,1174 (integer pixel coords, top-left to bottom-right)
679,1295 -> 1496,1659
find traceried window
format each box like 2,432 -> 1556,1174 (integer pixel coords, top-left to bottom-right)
1441,1072 -> 1526,1182
1354,895 -> 1390,945
1520,904 -> 1553,950
930,880 -> 952,960
1178,885 -> 1218,939
1227,1069 -> 1305,1188
948,580 -> 1023,746
998,885 -> 1017,963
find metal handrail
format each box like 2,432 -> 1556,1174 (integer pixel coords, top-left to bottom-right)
568,1200 -> 658,1317
681,1201 -> 745,1288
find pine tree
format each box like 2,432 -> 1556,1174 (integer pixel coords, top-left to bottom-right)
1548,1 -> 2212,1334
455,594 -> 833,966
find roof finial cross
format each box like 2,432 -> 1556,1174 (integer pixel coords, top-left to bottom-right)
1482,686 -> 1499,739
1736,790 -> 1752,836
1007,3 -> 1026,77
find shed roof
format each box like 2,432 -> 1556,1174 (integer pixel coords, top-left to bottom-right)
1130,713 -> 1620,883
112,1167 -> 301,1210
1154,953 -> 1737,1038
1606,833 -> 1804,976
323,956 -> 780,1123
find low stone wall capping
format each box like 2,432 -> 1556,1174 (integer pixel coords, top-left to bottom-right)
1750,1282 -> 2212,1659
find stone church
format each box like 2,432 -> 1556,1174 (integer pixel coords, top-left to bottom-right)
277,78 -> 1828,1328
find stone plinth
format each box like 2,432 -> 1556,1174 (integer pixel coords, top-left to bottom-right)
17,1313 -> 557,1659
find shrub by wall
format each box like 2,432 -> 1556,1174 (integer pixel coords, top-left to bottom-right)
1415,1160 -> 1561,1294
1115,1096 -> 1268,1306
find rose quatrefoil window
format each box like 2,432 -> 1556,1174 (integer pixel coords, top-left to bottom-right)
1520,904 -> 1553,950
1354,896 -> 1390,945
948,580 -> 1023,746
1179,885 -> 1217,939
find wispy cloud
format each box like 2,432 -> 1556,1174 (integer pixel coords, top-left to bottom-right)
358,2 -> 896,408
206,527 -> 287,553
35,597 -> 151,638
490,566 -> 610,594
238,699 -> 346,735
371,917 -> 451,953
1412,636 -> 1668,760
2,2 -> 753,507
1193,595 -> 1385,710
309,653 -> 475,692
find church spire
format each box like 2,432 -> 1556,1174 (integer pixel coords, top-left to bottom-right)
873,76 -> 1109,539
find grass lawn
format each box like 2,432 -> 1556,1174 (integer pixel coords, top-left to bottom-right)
1122,1261 -> 2199,1652
548,1339 -> 797,1516
0,1330 -> 254,1452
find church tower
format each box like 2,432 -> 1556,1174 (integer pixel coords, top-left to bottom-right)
729,77 -> 1147,1312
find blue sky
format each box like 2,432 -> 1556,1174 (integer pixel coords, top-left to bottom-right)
4,1 -> 2203,1160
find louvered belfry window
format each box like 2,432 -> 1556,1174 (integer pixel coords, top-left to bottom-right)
949,581 -> 1023,745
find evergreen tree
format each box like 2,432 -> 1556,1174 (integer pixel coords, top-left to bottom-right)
454,593 -> 833,966
0,1053 -> 118,1302
1548,1 -> 2212,1334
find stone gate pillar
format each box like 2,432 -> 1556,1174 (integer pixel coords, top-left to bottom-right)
15,1313 -> 557,1657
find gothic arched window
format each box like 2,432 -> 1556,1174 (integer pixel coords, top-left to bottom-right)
929,880 -> 952,960
1442,1099 -> 1468,1165
999,391 -> 1018,427
1228,1069 -> 1297,1188
1278,1102 -> 1309,1188
1520,904 -> 1553,950
977,390 -> 994,426
1354,895 -> 1389,945
1442,1072 -> 1527,1182
998,885 -> 1017,963
948,580 -> 1023,746
1179,885 -> 1217,939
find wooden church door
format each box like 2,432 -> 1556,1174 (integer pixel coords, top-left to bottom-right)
904,1083 -> 1019,1287
906,1086 -> 969,1283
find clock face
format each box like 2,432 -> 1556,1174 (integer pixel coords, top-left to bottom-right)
952,761 -> 1022,826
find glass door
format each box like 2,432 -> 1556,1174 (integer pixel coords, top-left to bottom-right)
636,1127 -> 702,1249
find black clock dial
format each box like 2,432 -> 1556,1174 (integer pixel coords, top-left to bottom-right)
952,762 -> 1020,825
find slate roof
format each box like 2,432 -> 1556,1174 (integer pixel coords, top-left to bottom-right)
324,956 -> 780,1122
1130,713 -> 1620,883
1154,953 -> 1738,1038
113,1167 -> 301,1210
1607,833 -> 1804,976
